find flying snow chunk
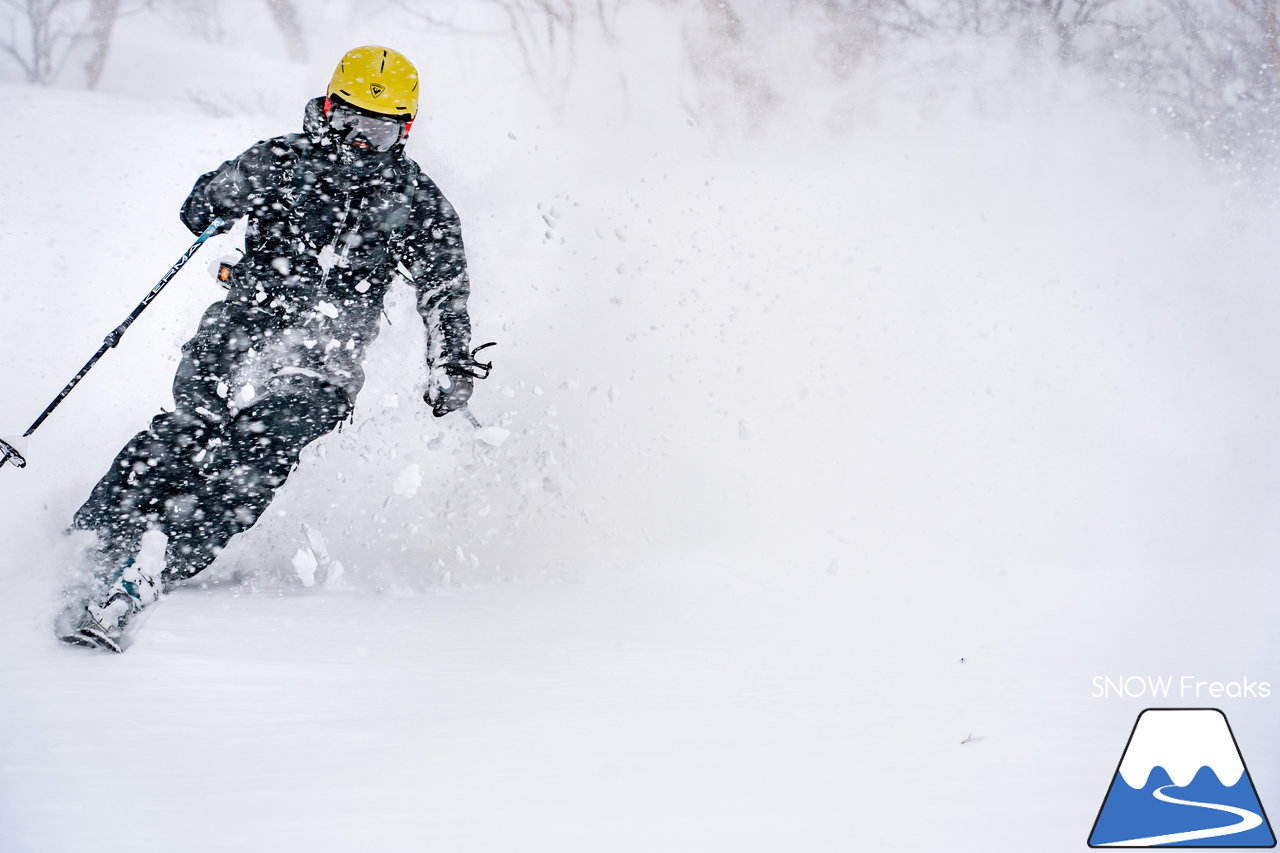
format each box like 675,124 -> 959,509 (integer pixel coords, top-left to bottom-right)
474,426 -> 510,448
316,244 -> 346,272
291,547 -> 319,587
297,523 -> 345,589
135,529 -> 168,579
394,463 -> 422,498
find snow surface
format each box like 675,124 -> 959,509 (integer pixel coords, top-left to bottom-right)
3,4 -> 1280,852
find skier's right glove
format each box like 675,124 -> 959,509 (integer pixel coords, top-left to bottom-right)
208,249 -> 244,288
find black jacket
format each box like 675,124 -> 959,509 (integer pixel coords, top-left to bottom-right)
176,97 -> 472,412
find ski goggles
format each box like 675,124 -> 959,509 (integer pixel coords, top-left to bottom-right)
326,98 -> 410,152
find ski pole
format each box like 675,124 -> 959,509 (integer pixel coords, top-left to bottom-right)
1,217 -> 225,470
0,438 -> 23,470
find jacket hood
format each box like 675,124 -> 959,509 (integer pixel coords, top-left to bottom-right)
303,96 -> 328,142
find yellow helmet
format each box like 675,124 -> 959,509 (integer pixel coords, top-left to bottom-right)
327,45 -> 419,119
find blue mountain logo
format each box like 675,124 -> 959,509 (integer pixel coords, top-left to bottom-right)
1089,708 -> 1275,847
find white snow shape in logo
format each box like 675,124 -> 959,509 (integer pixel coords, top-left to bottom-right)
1118,709 -> 1244,789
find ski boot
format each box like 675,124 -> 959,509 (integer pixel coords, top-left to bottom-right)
58,564 -> 162,653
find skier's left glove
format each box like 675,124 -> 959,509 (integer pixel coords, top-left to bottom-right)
426,371 -> 474,417
424,343 -> 496,418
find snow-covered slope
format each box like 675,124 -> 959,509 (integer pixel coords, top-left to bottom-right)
2,6 -> 1280,852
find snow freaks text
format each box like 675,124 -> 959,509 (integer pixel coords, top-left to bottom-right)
1092,676 -> 1272,700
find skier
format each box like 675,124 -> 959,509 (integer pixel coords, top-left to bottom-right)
58,45 -> 490,652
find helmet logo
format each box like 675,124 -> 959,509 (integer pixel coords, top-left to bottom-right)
370,83 -> 385,98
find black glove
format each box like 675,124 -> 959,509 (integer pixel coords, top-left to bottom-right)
426,371 -> 474,417
424,343 -> 495,417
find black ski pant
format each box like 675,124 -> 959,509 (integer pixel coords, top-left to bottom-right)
73,375 -> 349,585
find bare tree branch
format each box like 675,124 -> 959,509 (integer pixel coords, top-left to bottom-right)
81,0 -> 117,88
264,0 -> 306,62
